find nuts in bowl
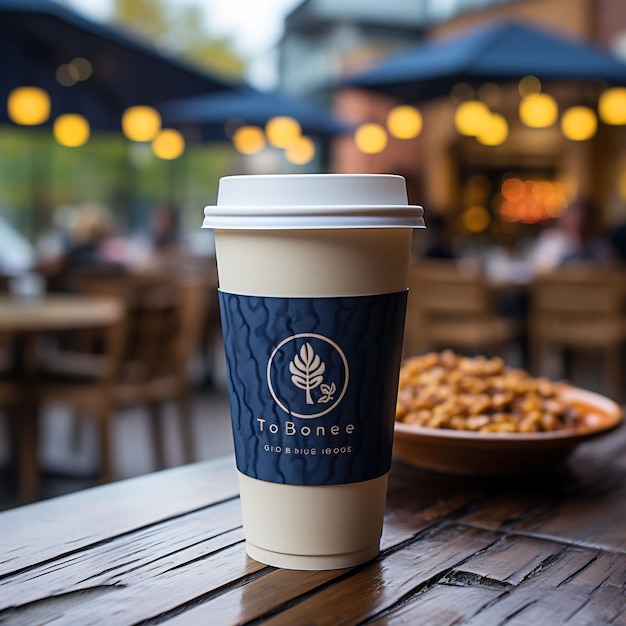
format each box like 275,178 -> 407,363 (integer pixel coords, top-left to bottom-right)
396,350 -> 595,434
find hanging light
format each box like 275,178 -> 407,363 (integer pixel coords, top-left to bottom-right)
598,87 -> 626,125
285,135 -> 315,165
232,125 -> 266,154
121,105 -> 161,142
387,105 -> 422,139
265,116 -> 301,148
53,114 -> 90,147
454,100 -> 491,136
7,87 -> 51,125
561,106 -> 597,141
354,123 -> 387,154
152,129 -> 185,160
518,75 -> 542,98
71,57 -> 93,81
519,92 -> 558,128
476,112 -> 508,146
462,205 -> 491,233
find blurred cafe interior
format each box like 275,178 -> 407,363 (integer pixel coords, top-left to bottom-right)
1,0 -> 626,508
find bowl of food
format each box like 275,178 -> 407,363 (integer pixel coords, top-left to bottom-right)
393,351 -> 623,475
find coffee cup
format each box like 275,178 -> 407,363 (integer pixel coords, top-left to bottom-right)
203,173 -> 424,570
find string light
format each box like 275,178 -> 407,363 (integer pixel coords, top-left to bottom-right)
232,125 -> 265,154
387,105 -> 422,139
285,136 -> 315,165
53,114 -> 90,147
561,106 -> 597,141
598,87 -> 626,125
476,112 -> 508,146
152,129 -> 185,159
122,106 -> 161,142
7,87 -> 50,125
519,92 -> 558,128
454,100 -> 491,136
354,123 -> 387,154
265,116 -> 301,148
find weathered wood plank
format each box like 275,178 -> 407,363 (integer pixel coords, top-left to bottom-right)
369,585 -> 503,625
460,545 -> 626,625
0,457 -> 240,577
237,526 -> 497,626
456,534 -> 564,585
0,499 -> 243,611
371,543 -> 626,626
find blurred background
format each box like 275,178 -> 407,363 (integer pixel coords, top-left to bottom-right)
2,0 -> 626,507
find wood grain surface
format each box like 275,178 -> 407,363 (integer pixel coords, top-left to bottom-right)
1,425 -> 625,625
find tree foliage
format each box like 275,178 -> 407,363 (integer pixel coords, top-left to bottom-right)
111,0 -> 245,81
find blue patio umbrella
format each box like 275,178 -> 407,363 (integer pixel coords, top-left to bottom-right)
342,20 -> 626,102
158,88 -> 351,142
0,0 -> 235,131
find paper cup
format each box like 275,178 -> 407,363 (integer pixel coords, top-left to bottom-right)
203,174 -> 424,570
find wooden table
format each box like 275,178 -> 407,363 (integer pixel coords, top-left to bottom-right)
0,294 -> 123,501
1,421 -> 625,625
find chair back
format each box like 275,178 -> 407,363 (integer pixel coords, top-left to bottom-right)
74,273 -> 207,384
405,259 -> 519,356
531,267 -> 624,344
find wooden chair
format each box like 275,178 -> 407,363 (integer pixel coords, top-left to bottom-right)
38,273 -> 207,482
404,259 -> 521,358
0,335 -> 33,501
529,266 -> 626,400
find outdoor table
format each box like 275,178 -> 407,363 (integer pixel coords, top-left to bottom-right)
0,294 -> 123,502
1,421 -> 625,625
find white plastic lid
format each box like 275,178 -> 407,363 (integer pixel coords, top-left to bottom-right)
203,174 -> 425,230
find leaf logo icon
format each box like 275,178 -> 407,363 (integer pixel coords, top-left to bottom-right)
318,382 -> 336,404
289,342 -> 325,405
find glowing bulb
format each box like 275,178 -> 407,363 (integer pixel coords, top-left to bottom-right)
121,106 -> 161,142
285,135 -> 315,165
387,105 -> 422,139
232,125 -> 265,154
265,116 -> 301,148
598,87 -> 626,125
519,92 -> 558,128
561,106 -> 597,141
7,87 -> 51,125
454,100 -> 491,136
152,129 -> 185,159
476,112 -> 508,146
53,114 -> 90,147
518,75 -> 541,98
354,123 -> 387,154
462,205 -> 490,233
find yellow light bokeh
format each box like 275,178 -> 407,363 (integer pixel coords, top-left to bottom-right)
518,75 -> 542,98
121,105 -> 161,142
519,92 -> 558,128
387,105 -> 423,139
476,112 -> 508,146
53,114 -> 90,147
561,106 -> 597,141
232,125 -> 266,154
285,135 -> 315,165
454,100 -> 491,136
598,87 -> 626,125
354,123 -> 387,154
265,116 -> 301,148
7,87 -> 51,125
462,205 -> 491,233
152,129 -> 185,160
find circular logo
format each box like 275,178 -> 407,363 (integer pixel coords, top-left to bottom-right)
267,333 -> 349,419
